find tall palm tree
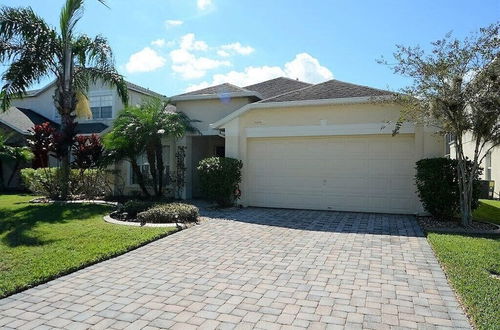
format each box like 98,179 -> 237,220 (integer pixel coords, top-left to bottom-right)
0,0 -> 128,199
104,98 -> 200,197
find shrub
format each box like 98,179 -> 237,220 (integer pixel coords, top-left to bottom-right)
20,168 -> 109,200
137,203 -> 199,223
122,200 -> 157,217
415,157 -> 481,219
197,157 -> 242,207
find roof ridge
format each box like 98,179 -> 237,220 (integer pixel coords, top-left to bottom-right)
327,79 -> 392,94
257,80 -> 324,103
243,76 -> 311,88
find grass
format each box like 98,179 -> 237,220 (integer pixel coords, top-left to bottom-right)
428,233 -> 500,330
473,199 -> 500,225
0,194 -> 177,298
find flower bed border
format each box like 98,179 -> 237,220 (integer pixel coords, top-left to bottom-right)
103,214 -> 188,228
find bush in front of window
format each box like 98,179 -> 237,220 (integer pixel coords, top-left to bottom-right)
415,158 -> 481,220
21,168 -> 109,200
197,157 -> 243,207
137,203 -> 199,223
122,200 -> 158,217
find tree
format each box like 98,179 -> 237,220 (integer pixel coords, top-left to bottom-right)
103,98 -> 200,197
379,23 -> 500,226
72,134 -> 103,171
0,0 -> 127,199
0,131 -> 34,189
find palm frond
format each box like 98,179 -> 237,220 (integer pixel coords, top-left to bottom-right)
59,0 -> 84,40
0,6 -> 58,110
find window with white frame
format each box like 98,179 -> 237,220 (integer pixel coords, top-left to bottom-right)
89,93 -> 113,119
130,146 -> 171,185
485,152 -> 492,181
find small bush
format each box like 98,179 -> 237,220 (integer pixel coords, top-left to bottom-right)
20,168 -> 109,200
137,203 -> 199,223
415,157 -> 481,219
197,157 -> 242,207
122,200 -> 157,217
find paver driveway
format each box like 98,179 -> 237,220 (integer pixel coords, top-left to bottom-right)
0,208 -> 470,329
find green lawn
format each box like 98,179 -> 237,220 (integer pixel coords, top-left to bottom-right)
428,233 -> 500,330
0,194 -> 176,298
474,199 -> 500,225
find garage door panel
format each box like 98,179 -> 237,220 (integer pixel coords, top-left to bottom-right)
246,135 -> 416,214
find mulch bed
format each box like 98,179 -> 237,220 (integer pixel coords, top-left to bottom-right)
418,216 -> 500,235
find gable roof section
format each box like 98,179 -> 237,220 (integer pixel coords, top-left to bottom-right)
260,79 -> 393,103
0,107 -> 57,134
0,107 -> 108,135
23,80 -> 164,98
244,77 -> 312,99
171,83 -> 261,102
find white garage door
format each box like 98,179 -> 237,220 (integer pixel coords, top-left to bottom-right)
246,135 -> 416,214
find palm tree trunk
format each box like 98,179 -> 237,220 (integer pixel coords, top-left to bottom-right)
155,140 -> 164,197
7,160 -> 20,187
146,145 -> 158,196
59,44 -> 73,200
130,159 -> 150,197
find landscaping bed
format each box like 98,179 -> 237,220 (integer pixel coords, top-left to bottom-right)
110,200 -> 199,224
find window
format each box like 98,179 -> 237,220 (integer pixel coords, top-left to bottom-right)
130,146 -> 171,186
215,146 -> 225,157
485,152 -> 492,181
445,133 -> 455,157
89,94 -> 113,119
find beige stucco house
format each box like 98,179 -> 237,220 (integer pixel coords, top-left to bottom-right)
447,133 -> 499,199
169,77 -> 445,215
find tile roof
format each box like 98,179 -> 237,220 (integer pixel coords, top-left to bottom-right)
0,107 -> 57,134
244,77 -> 312,99
261,80 -> 393,103
177,83 -> 251,97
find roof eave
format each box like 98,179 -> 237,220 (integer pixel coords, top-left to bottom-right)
211,95 -> 394,129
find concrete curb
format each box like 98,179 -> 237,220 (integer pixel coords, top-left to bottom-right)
103,214 -> 188,228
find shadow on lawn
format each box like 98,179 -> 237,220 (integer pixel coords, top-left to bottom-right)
0,203 -> 109,247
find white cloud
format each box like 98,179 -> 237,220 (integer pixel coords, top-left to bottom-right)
151,39 -> 166,47
220,42 -> 254,56
186,53 -> 333,91
125,47 -> 166,73
217,50 -> 230,57
180,33 -> 208,51
197,0 -> 213,10
165,19 -> 183,28
170,33 -> 229,79
284,53 -> 333,83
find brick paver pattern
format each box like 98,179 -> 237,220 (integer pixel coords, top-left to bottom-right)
0,208 -> 471,329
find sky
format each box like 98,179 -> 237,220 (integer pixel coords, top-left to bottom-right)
1,0 -> 499,96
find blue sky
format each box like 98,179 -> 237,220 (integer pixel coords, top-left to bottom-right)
2,0 -> 499,96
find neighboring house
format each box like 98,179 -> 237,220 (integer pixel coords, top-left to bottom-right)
447,133 -> 499,199
170,77 -> 444,215
0,80 -> 163,189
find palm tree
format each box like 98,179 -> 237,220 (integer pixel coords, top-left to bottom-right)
0,132 -> 34,190
0,0 -> 128,199
104,98 -> 200,197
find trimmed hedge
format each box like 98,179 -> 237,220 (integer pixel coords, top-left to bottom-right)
197,157 -> 242,207
415,157 -> 481,219
137,203 -> 199,223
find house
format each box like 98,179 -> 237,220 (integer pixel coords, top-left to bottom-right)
168,77 -> 444,215
0,80 -> 163,189
447,133 -> 499,199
